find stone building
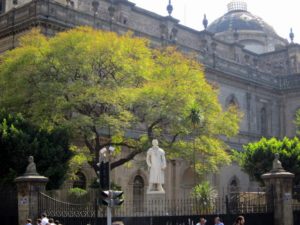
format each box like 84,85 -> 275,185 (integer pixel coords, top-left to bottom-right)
1,0 -> 300,200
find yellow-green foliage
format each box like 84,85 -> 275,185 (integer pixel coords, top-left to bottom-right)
296,109 -> 300,136
0,27 -> 241,175
234,137 -> 300,184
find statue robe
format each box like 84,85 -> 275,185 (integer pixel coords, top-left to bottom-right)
146,147 -> 166,184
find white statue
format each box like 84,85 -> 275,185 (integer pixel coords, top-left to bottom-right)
146,139 -> 166,193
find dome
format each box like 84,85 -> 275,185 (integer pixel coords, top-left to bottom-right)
207,10 -> 277,37
206,1 -> 287,53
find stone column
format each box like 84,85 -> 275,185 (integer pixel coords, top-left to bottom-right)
15,156 -> 48,225
261,154 -> 294,225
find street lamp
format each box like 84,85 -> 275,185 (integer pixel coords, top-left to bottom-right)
92,1 -> 99,28
97,146 -> 122,225
108,0 -> 115,31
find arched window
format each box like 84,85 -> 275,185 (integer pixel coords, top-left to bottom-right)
226,94 -> 239,109
228,176 -> 240,194
133,175 -> 144,212
261,107 -> 267,136
227,176 -> 240,212
73,172 -> 87,190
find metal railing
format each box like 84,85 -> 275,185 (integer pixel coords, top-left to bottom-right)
38,190 -> 273,218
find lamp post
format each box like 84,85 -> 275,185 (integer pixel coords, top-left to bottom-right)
98,146 -> 116,225
92,1 -> 99,28
108,0 -> 115,31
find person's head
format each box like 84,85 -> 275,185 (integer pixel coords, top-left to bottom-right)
152,139 -> 159,147
49,218 -> 54,223
27,219 -> 32,223
37,219 -> 41,224
55,220 -> 60,225
214,217 -> 220,224
235,216 -> 245,225
41,213 -> 47,218
200,217 -> 206,225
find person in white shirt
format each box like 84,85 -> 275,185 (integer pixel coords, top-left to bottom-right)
196,217 -> 207,225
41,213 -> 49,225
48,218 -> 56,225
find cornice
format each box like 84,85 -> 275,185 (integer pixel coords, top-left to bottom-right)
0,0 -> 299,92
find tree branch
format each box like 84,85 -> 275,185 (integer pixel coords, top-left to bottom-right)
147,118 -> 163,140
92,126 -> 100,151
84,135 -> 95,153
99,141 -> 135,150
110,148 -> 144,169
168,132 -> 181,147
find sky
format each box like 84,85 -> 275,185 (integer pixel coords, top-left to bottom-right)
130,0 -> 300,43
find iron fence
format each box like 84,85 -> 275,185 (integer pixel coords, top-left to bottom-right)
38,190 -> 272,218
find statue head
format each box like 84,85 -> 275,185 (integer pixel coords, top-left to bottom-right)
152,139 -> 159,147
28,156 -> 34,163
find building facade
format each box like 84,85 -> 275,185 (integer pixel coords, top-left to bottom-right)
1,0 -> 300,199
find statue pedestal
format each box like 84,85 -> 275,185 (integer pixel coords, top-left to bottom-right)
262,171 -> 294,225
15,175 -> 48,225
146,192 -> 166,216
261,154 -> 294,225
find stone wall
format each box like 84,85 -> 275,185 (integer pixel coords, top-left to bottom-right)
0,0 -> 300,202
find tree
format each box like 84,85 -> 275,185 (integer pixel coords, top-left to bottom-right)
191,181 -> 218,212
0,111 -> 72,189
0,27 -> 241,177
233,137 -> 300,185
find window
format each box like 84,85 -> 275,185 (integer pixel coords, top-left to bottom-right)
229,177 -> 239,193
228,176 -> 240,202
73,172 -> 87,190
229,98 -> 237,107
261,107 -> 267,136
226,94 -> 239,109
228,176 -> 240,197
0,0 -> 4,14
133,175 -> 144,212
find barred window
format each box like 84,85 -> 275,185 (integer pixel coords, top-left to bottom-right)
133,175 -> 144,212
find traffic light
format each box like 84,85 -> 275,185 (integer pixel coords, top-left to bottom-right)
100,190 -> 124,207
101,190 -> 111,206
111,190 -> 124,206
